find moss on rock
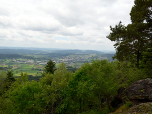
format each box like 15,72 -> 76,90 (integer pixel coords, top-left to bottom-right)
110,102 -> 152,114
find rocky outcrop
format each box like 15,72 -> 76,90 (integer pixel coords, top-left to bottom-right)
110,78 -> 152,114
110,102 -> 152,114
126,102 -> 152,114
126,78 -> 152,101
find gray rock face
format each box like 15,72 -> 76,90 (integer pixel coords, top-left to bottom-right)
126,78 -> 152,100
124,102 -> 152,114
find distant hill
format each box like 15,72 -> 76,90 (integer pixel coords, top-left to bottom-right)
41,50 -> 104,59
52,49 -> 104,54
0,54 -> 34,59
0,48 -> 104,55
0,49 -> 48,55
0,46 -> 116,59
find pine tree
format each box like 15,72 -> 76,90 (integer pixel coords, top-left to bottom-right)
107,0 -> 152,68
43,59 -> 56,76
3,70 -> 15,90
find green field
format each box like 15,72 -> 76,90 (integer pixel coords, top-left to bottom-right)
0,59 -> 45,77
0,52 -> 114,77
12,64 -> 44,76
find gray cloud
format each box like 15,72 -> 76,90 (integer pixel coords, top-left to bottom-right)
0,7 -> 10,16
0,0 -> 134,50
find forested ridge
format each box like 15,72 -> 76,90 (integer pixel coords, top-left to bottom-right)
0,0 -> 152,113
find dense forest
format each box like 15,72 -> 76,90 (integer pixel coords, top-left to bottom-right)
0,59 -> 151,114
0,0 -> 152,113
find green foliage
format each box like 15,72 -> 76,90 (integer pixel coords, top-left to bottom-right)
3,70 -> 15,91
40,73 -> 54,86
61,60 -> 120,114
107,0 -> 152,68
20,72 -> 28,83
0,97 -> 14,114
40,63 -> 73,114
0,70 -> 6,96
4,80 -> 45,114
125,100 -> 132,109
0,59 -> 148,114
139,48 -> 152,76
130,0 -> 152,24
112,60 -> 147,87
43,59 -> 56,75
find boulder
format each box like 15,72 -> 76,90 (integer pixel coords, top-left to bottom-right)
126,78 -> 152,101
110,102 -> 152,114
126,102 -> 152,114
110,78 -> 152,114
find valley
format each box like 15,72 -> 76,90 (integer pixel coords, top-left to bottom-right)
0,48 -> 115,77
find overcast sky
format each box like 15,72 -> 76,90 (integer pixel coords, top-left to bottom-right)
0,0 -> 135,51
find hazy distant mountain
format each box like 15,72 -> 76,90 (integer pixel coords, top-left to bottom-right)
0,47 -> 115,54
0,49 -> 104,54
99,50 -> 115,54
0,49 -> 47,54
0,46 -> 61,51
52,49 -> 104,54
